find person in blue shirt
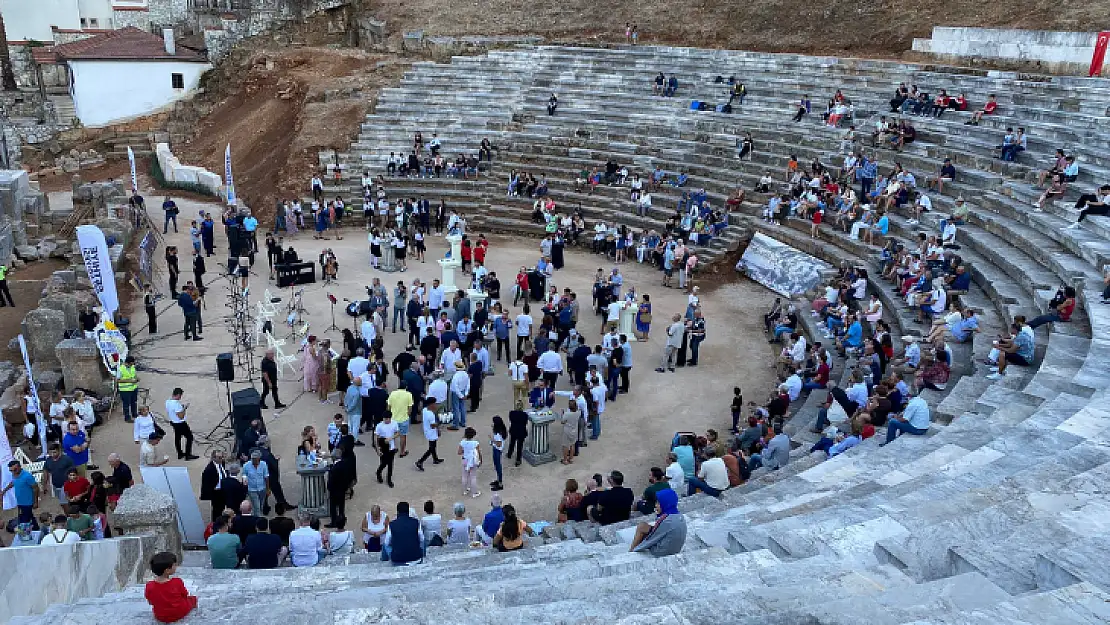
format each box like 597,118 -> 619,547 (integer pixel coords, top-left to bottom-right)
62,421 -> 90,474
671,436 -> 695,479
945,265 -> 971,292
243,213 -> 259,253
200,214 -> 215,256
885,396 -> 931,444
791,94 -> 811,122
476,493 -> 504,545
948,309 -> 980,343
987,323 -> 1034,380
178,288 -> 200,341
838,315 -> 863,354
493,312 -> 512,361
1,460 -> 40,524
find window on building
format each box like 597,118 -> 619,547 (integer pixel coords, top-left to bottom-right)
88,18 -> 99,28
171,73 -> 185,89
80,18 -> 88,27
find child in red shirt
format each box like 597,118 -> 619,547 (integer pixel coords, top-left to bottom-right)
473,240 -> 488,265
461,238 -> 473,273
145,552 -> 198,623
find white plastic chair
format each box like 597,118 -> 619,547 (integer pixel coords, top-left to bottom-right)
274,343 -> 298,379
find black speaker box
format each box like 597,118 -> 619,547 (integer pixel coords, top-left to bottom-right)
216,353 -> 235,382
231,387 -> 263,440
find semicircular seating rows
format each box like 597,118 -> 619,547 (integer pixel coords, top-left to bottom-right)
15,45 -> 1110,625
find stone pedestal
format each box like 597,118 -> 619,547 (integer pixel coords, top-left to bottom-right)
56,337 -> 112,396
446,233 -> 462,260
297,464 -> 330,517
522,410 -> 557,466
618,302 -> 639,341
439,258 -> 459,294
380,242 -> 398,272
112,484 -> 183,560
467,288 -> 488,311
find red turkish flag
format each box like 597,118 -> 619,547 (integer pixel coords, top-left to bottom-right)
1091,32 -> 1110,77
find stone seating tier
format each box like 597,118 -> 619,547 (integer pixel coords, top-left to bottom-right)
15,44 -> 1110,625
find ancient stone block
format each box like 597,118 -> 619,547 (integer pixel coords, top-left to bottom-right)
56,338 -> 111,397
20,308 -> 66,368
113,484 -> 184,560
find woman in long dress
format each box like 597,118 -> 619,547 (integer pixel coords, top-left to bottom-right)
551,233 -> 565,270
317,339 -> 334,402
559,401 -> 580,465
635,294 -> 652,340
303,335 -> 320,392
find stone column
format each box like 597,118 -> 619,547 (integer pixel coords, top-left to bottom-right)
55,338 -> 112,396
522,410 -> 557,466
297,464 -> 330,517
112,484 -> 183,560
380,242 -> 397,272
618,301 -> 639,341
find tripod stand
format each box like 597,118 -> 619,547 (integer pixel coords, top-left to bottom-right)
326,293 -> 340,332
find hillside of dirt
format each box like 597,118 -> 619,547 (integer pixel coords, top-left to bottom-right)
370,0 -> 1106,55
167,40 -> 407,219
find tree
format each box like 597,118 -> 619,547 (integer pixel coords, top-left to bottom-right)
0,13 -> 17,91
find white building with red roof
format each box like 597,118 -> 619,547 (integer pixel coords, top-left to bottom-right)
48,26 -> 211,126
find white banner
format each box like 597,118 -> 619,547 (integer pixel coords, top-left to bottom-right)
127,146 -> 138,193
18,335 -> 49,453
224,143 -> 237,206
76,225 -> 119,317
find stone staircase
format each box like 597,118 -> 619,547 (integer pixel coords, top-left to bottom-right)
48,94 -> 76,128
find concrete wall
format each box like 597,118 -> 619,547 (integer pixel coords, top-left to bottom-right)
155,142 -> 222,195
77,0 -> 116,28
912,28 -> 1106,76
0,0 -> 82,41
69,59 -> 211,126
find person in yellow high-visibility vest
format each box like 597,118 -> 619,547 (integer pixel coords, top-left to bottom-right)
117,355 -> 139,423
0,264 -> 14,307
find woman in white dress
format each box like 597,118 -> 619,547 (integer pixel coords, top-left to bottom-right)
458,427 -> 482,498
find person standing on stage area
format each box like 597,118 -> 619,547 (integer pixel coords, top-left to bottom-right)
165,388 -> 199,461
260,349 -> 286,409
116,355 -> 139,423
0,262 -> 14,307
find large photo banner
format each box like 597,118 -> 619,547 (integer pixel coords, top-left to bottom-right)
736,232 -> 832,297
76,225 -> 119,317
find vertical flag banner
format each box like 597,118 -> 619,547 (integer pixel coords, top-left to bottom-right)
1091,32 -> 1110,77
17,335 -> 49,453
127,145 -> 138,193
76,225 -> 119,317
225,143 -> 237,206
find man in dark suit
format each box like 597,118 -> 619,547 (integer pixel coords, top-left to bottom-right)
200,450 -> 227,522
220,464 -> 247,515
325,453 -> 355,529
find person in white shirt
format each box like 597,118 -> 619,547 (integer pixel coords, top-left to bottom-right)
420,501 -> 443,548
449,362 -> 471,429
48,391 -> 69,431
514,311 -> 533,358
536,345 -> 563,389
665,452 -> 686,495
909,192 -> 931,225
41,515 -> 81,545
427,377 -> 448,406
440,341 -> 464,372
374,418 -> 399,486
638,192 -> 652,217
415,398 -> 443,470
687,448 -> 729,496
588,377 -> 607,439
288,512 -> 324,567
783,372 -> 802,402
164,387 -> 197,460
603,300 -> 623,334
347,350 -> 370,380
656,314 -> 685,372
428,282 -> 445,314
360,318 -> 376,347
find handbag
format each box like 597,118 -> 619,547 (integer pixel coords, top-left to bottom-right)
153,423 -> 167,438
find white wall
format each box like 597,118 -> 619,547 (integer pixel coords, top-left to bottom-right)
1,0 -> 82,41
77,0 -> 115,28
69,59 -> 211,126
